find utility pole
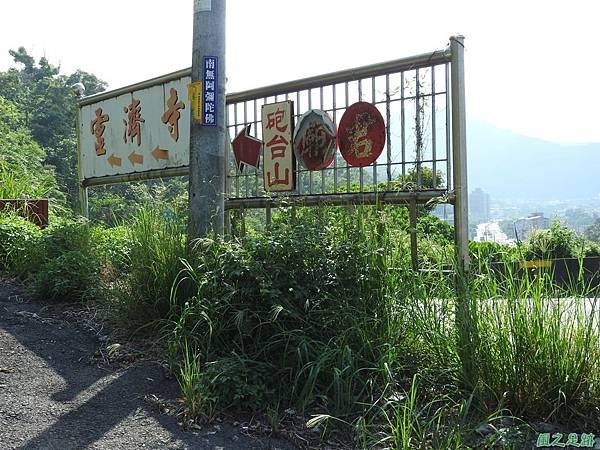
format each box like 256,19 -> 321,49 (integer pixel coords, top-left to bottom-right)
189,0 -> 226,239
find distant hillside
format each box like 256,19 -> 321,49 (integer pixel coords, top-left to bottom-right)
467,120 -> 600,201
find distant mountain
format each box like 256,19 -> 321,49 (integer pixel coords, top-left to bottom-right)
467,120 -> 600,201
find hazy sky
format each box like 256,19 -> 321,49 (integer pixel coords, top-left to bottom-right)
1,0 -> 598,144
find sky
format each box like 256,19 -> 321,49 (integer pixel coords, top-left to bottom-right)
1,0 -> 599,145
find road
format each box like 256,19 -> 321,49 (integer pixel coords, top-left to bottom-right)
0,279 -> 296,450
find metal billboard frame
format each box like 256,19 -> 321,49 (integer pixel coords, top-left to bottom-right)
77,36 -> 468,272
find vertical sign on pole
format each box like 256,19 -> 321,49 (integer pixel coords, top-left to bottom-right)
203,56 -> 218,126
262,101 -> 295,192
188,0 -> 226,238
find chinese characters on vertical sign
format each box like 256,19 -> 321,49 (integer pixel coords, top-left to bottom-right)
202,56 -> 217,126
162,88 -> 185,141
123,97 -> 145,146
262,101 -> 295,192
90,108 -> 109,156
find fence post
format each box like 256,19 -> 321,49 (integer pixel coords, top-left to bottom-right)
409,200 -> 419,270
451,35 -> 476,389
450,35 -> 469,273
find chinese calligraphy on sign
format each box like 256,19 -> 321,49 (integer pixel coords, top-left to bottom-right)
90,107 -> 109,156
202,56 -> 217,126
337,101 -> 386,167
293,109 -> 336,171
79,75 -> 190,180
123,97 -> 145,146
262,101 -> 295,192
162,88 -> 185,141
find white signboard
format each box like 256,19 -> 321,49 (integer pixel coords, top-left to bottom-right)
261,101 -> 295,192
79,75 -> 191,181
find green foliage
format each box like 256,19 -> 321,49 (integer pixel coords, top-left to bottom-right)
4,199 -> 600,447
0,215 -> 117,302
118,206 -> 187,324
26,218 -> 103,301
89,179 -> 188,226
0,47 -> 107,207
0,96 -> 60,199
417,214 -> 453,243
31,250 -> 101,302
469,241 -> 516,273
584,218 -> 600,244
524,220 -> 584,260
170,209 -> 408,417
0,213 -> 42,274
90,225 -> 131,275
471,272 -> 600,422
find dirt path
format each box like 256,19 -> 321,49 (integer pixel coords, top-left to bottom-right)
0,280 -> 297,450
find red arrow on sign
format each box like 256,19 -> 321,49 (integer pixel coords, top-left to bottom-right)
152,146 -> 169,161
128,151 -> 144,165
107,154 -> 122,167
232,124 -> 261,172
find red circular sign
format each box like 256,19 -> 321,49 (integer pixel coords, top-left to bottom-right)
337,102 -> 385,167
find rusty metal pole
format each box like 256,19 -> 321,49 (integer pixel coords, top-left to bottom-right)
189,0 -> 226,239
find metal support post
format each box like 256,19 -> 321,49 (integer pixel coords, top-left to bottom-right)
189,0 -> 226,239
409,200 -> 418,270
450,35 -> 469,273
80,186 -> 89,218
265,204 -> 272,230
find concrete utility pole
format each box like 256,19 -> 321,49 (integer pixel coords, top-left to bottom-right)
189,0 -> 226,239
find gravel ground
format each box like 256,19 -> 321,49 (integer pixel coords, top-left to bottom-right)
0,279 -> 298,450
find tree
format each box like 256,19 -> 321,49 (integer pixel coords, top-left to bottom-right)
584,218 -> 600,243
0,48 -> 107,207
0,96 -> 60,199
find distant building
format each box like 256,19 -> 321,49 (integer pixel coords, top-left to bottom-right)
474,222 -> 512,244
431,204 -> 453,225
470,188 -> 490,224
514,212 -> 551,241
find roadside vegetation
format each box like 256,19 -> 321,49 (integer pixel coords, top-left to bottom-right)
2,48 -> 600,449
2,203 -> 600,448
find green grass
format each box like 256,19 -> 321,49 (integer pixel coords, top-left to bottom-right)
167,206 -> 600,447
2,204 -> 600,448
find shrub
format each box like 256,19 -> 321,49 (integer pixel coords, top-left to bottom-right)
0,213 -> 42,275
31,250 -> 101,302
90,224 -> 131,277
524,221 -> 582,260
170,212 -> 408,416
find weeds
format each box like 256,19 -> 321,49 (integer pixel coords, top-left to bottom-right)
3,204 -> 600,448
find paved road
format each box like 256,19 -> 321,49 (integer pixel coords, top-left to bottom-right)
0,280 -> 296,450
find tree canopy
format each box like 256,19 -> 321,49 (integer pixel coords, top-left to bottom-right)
0,47 -> 107,206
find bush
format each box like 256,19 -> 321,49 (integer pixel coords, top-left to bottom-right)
90,225 -> 131,277
524,220 -> 583,260
0,213 -> 42,274
31,250 -> 101,302
170,211 -> 408,416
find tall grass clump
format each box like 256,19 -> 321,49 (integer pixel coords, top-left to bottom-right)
470,269 -> 600,424
169,205 -> 412,420
118,206 -> 187,326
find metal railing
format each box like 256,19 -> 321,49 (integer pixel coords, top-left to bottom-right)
225,46 -> 454,209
